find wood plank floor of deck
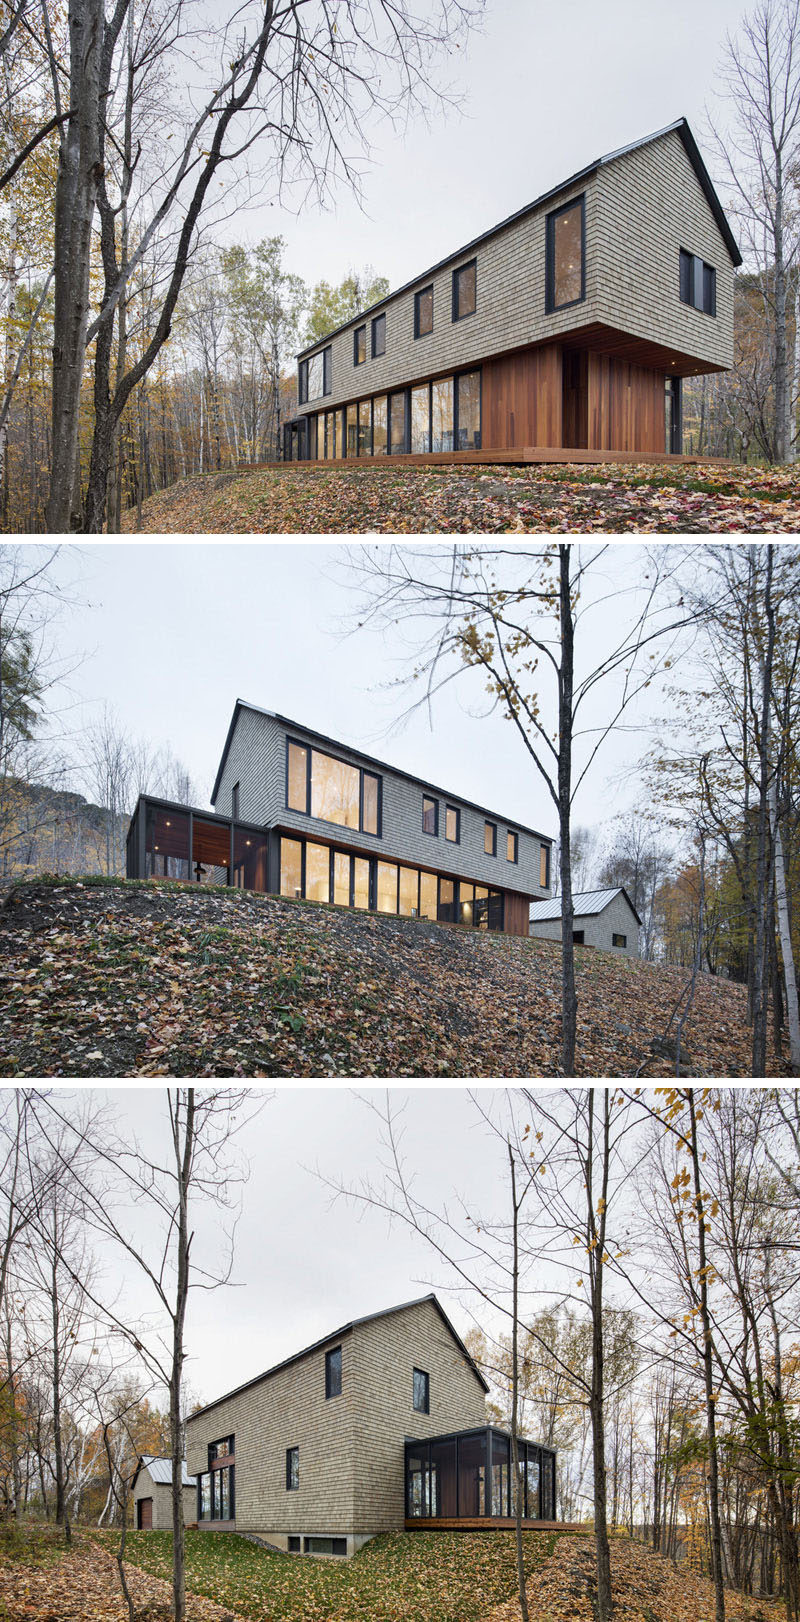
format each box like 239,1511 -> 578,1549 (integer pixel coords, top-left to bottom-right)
237,448 -> 733,471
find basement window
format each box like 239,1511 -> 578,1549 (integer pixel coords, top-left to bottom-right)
304,1537 -> 347,1556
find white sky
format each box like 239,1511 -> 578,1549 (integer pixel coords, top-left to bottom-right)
43,540 -> 701,842
233,0 -> 743,299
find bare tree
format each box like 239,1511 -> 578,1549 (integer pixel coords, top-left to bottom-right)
79,706 -> 134,874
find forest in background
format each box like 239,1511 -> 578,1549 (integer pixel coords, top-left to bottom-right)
1,0 -> 800,532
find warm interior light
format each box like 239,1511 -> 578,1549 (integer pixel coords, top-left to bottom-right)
165,820 -> 171,825
246,840 -> 251,846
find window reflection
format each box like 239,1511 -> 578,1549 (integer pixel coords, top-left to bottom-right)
456,372 -> 481,450
411,385 -> 430,453
287,743 -> 307,811
305,842 -> 330,903
377,861 -> 398,913
551,200 -> 583,308
373,396 -> 388,455
419,871 -> 438,919
310,751 -> 360,829
431,379 -> 453,452
389,392 -> 407,455
280,838 -> 303,899
399,866 -> 419,916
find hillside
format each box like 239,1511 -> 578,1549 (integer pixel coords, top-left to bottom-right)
120,460 -> 800,534
0,876 -> 780,1078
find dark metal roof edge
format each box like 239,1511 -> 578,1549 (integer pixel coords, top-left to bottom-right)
213,700 -> 554,846
530,885 -> 643,927
187,1294 -> 489,1424
406,1423 -> 556,1454
296,117 -> 741,361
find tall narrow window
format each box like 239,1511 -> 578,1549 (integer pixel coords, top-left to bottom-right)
431,378 -> 453,452
422,796 -> 438,835
389,391 -> 408,455
287,743 -> 308,812
507,830 -> 519,863
546,196 -> 585,312
286,1447 -> 299,1490
362,772 -> 380,836
413,1368 -> 430,1413
280,838 -> 303,899
325,1345 -> 342,1398
539,842 -> 550,889
680,248 -> 716,315
445,806 -> 460,844
371,314 -> 386,357
354,325 -> 366,365
484,821 -> 497,856
377,861 -> 398,913
231,783 -> 240,820
346,402 -> 358,457
357,398 -> 372,456
452,260 -> 477,321
305,842 -> 330,904
373,396 -> 388,455
456,372 -> 481,450
415,285 -> 434,337
411,385 -> 430,453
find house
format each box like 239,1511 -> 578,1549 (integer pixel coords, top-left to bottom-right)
131,1455 -> 197,1529
282,118 -> 740,465
185,1294 -> 558,1556
126,702 -> 553,936
529,886 -> 641,955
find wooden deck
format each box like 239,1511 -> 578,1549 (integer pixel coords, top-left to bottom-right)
405,1517 -> 585,1531
241,447 -> 733,470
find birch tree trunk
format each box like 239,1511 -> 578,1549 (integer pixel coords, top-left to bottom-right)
558,545 -> 577,1077
769,779 -> 800,1074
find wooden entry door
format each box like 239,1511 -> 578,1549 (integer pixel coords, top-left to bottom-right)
138,1498 -> 153,1529
562,350 -> 588,448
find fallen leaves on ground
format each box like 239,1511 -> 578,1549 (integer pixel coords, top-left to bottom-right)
0,1532 -> 245,1622
120,461 -> 800,534
486,1534 -> 786,1622
0,877 -> 783,1078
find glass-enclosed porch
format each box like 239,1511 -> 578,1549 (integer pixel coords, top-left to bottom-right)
126,795 -> 268,891
405,1426 -> 556,1524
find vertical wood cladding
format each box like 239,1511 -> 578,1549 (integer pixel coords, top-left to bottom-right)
482,345 -> 562,447
504,893 -> 531,937
587,354 -> 665,453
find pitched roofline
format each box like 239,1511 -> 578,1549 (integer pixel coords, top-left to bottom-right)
530,885 -> 643,926
210,700 -> 554,846
296,117 -> 741,360
186,1294 -> 489,1424
131,1453 -> 194,1491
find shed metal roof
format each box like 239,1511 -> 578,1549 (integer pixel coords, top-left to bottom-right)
530,886 -> 642,925
135,1455 -> 194,1488
296,117 -> 742,359
187,1293 -> 489,1424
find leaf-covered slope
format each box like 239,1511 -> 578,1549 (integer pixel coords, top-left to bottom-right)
120,462 -> 800,534
0,877 -> 779,1078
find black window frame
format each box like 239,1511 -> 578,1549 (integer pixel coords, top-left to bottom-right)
285,737 -> 383,839
286,1446 -> 299,1490
231,782 -> 240,820
325,1345 -> 342,1399
484,820 -> 497,857
299,347 -> 331,403
414,285 -> 434,338
680,248 -> 716,316
371,313 -> 386,357
354,325 -> 367,366
612,932 -> 627,948
445,805 -> 460,845
545,194 -> 586,315
288,1535 -> 301,1552
451,258 -> 477,323
454,366 -> 482,451
507,830 -> 519,864
422,795 -> 439,836
413,1367 -> 430,1414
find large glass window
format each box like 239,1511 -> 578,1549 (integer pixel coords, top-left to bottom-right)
323,410 -> 335,459
198,1474 -> 212,1519
305,842 -> 330,903
474,884 -> 489,930
445,805 -> 460,843
438,877 -> 455,923
301,347 -> 330,402
411,385 -> 430,453
491,1432 -> 510,1516
233,827 -> 267,892
288,742 -> 308,811
373,395 -> 388,455
371,313 -> 386,356
524,1446 -> 540,1519
456,372 -> 481,450
541,1450 -> 555,1519
353,857 -> 370,910
415,285 -> 433,337
377,861 -> 398,913
362,772 -> 380,836
358,399 -> 372,456
280,838 -> 303,899
399,866 -> 419,917
419,871 -> 438,919
325,1345 -> 342,1398
145,805 -> 190,880
310,751 -> 360,829
407,1447 -> 431,1517
346,402 -> 358,457
431,378 -> 453,452
422,795 -> 438,835
680,248 -> 716,316
413,1367 -> 430,1413
459,881 -> 474,927
452,259 -> 477,321
430,1438 -> 457,1517
333,851 -> 350,906
546,197 -> 585,312
389,391 -> 408,455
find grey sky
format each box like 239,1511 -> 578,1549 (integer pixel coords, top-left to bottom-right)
45,541 -> 695,842
241,0 -> 743,301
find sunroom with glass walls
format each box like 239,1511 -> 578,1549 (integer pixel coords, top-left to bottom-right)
306,368 -> 481,460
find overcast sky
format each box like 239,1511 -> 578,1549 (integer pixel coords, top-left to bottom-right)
233,0 -> 743,297
43,540 -> 700,842
69,1084 -> 535,1412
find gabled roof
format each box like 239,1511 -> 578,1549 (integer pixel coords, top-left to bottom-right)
187,1294 -> 489,1424
132,1455 -> 194,1490
210,700 -> 553,846
296,117 -> 742,359
530,886 -> 643,926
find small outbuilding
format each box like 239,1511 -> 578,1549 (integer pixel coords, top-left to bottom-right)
131,1455 -> 197,1530
529,886 -> 641,956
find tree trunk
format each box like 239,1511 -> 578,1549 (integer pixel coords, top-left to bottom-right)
770,787 -> 800,1072
558,545 -> 577,1075
773,158 -> 789,464
751,544 -> 775,1076
46,0 -> 105,532
508,1142 -> 529,1622
171,1088 -> 194,1622
50,1231 -> 69,1542
687,1091 -> 724,1622
588,1092 -> 613,1622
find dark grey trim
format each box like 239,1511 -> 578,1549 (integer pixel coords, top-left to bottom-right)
187,1293 -> 490,1424
296,117 -> 741,359
211,701 -> 554,847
